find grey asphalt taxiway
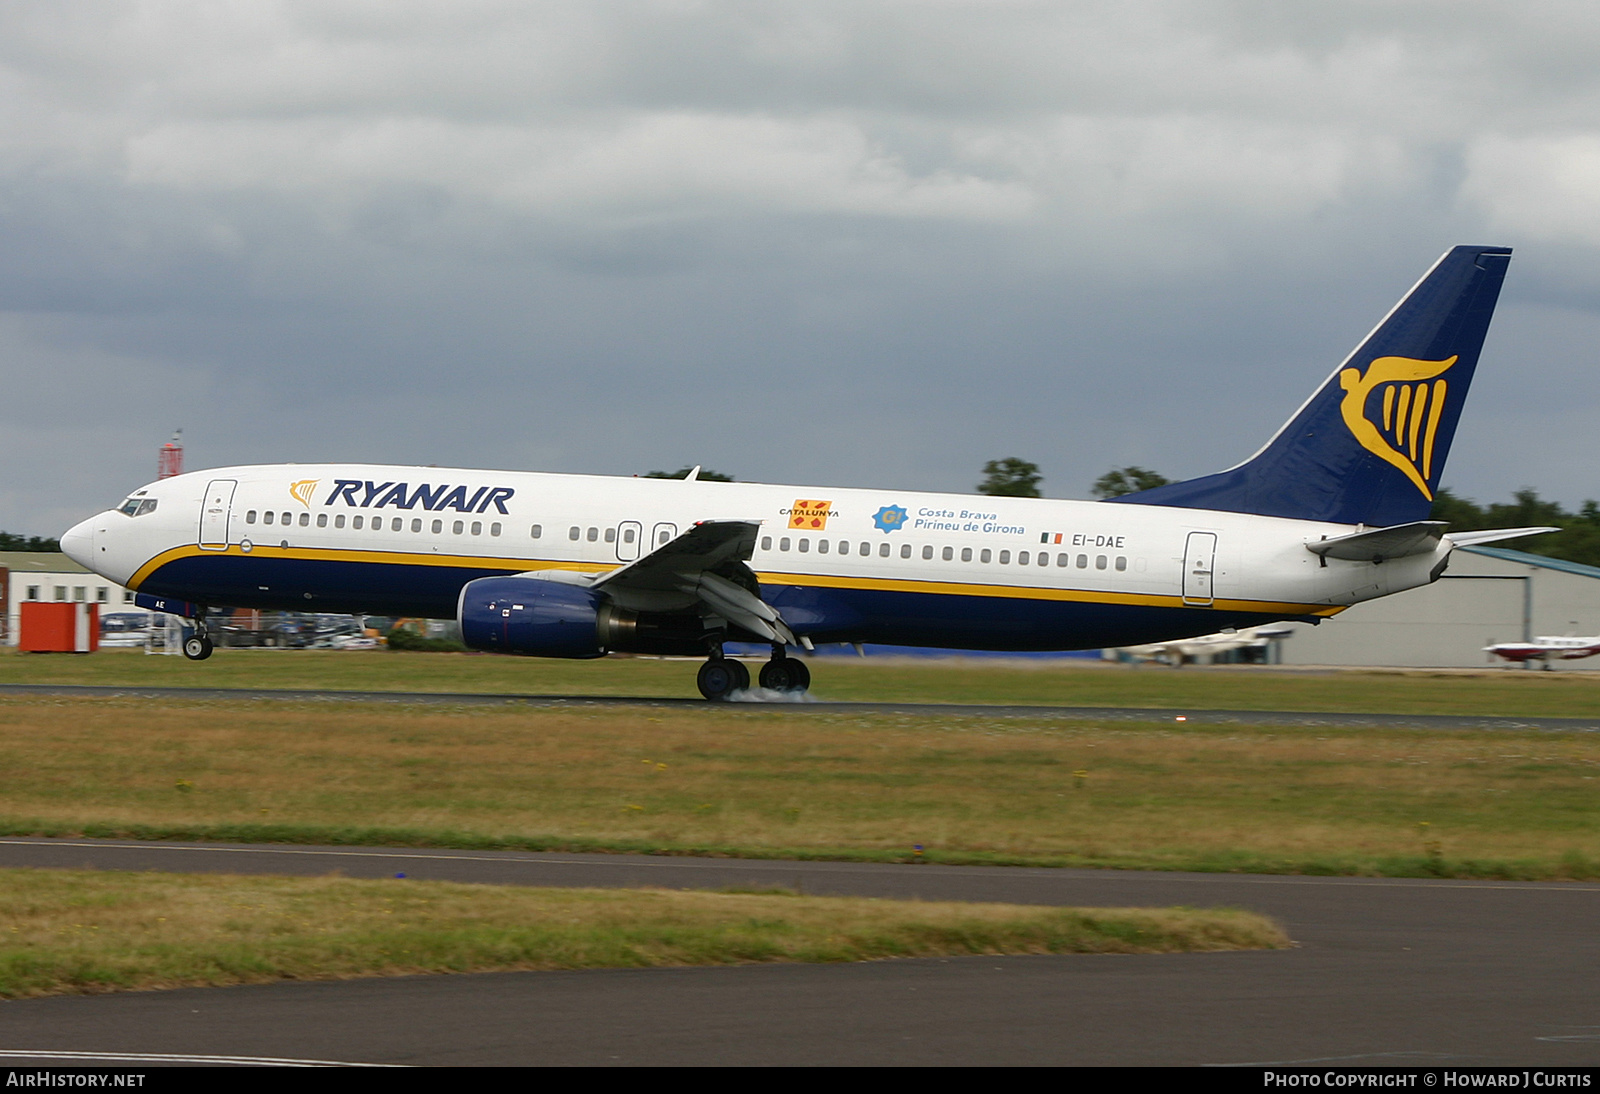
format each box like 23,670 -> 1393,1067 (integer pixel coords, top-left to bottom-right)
1,838 -> 1598,1066
3,680 -> 1597,731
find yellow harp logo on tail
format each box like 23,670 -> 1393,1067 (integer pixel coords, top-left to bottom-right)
1338,355 -> 1457,500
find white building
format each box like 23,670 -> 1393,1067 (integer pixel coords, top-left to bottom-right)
1280,546 -> 1600,671
0,552 -> 137,646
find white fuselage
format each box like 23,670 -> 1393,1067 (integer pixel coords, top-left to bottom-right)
62,463 -> 1452,651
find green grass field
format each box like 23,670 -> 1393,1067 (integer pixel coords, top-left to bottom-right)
0,869 -> 1285,998
1,688 -> 1596,879
3,646 -> 1599,716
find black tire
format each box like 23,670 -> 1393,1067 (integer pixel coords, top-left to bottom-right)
697,659 -> 747,701
758,658 -> 811,693
182,635 -> 214,661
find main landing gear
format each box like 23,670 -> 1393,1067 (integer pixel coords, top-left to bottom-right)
696,643 -> 811,701
181,608 -> 214,661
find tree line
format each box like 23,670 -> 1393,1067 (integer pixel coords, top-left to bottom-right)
0,532 -> 61,552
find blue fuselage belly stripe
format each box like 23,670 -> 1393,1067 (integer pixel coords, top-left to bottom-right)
139,556 -> 1305,651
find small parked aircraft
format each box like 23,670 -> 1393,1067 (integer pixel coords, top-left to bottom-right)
1485,636 -> 1600,666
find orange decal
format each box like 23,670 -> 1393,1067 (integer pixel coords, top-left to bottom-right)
787,500 -> 833,531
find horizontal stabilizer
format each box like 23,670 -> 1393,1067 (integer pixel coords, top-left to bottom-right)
1447,526 -> 1560,548
1306,521 -> 1447,562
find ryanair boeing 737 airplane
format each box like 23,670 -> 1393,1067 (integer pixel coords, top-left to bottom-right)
60,246 -> 1553,698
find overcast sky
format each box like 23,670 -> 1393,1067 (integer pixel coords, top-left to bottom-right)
3,1 -> 1599,536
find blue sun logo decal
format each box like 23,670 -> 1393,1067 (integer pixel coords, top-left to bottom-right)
872,504 -> 908,533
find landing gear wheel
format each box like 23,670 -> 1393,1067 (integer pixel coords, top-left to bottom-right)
758,657 -> 811,693
697,658 -> 749,701
182,635 -> 214,661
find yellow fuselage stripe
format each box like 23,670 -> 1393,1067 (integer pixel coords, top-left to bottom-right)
129,544 -> 1343,618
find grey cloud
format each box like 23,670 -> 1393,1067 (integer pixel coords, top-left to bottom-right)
1,2 -> 1598,537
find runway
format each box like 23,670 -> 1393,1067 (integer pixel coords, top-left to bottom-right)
1,837 -> 1598,1066
2,681 -> 1596,731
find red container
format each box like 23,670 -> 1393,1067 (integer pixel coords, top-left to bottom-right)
19,602 -> 99,652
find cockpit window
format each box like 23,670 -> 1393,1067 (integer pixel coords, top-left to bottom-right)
118,498 -> 158,517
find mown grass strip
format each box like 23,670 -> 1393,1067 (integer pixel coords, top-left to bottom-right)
3,820 -> 1596,881
3,695 -> 1600,881
0,869 -> 1287,998
3,647 -> 1598,717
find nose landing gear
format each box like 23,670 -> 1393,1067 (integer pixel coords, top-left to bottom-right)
181,608 -> 214,661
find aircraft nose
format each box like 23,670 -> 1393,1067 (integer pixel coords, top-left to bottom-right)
59,518 -> 96,568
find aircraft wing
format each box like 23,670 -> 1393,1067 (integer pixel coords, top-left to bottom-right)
591,520 -> 797,646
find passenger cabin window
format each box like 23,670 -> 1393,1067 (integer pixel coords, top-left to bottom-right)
299,513 -> 309,527
1018,551 -> 1029,565
391,517 -> 402,531
942,547 -> 953,561
263,511 -> 274,525
878,543 -> 889,557
798,539 -> 810,552
761,536 -> 772,551
604,527 -> 616,543
531,525 -> 542,539
622,527 -> 634,544
1115,556 -> 1127,571
779,538 -> 791,551
586,527 -> 598,542
901,544 -> 912,558
817,540 -> 829,554
961,547 -> 972,562
335,515 -> 345,529
317,514 -> 328,528
1076,554 -> 1088,568
353,515 -> 364,529
471,521 -> 482,535
432,520 -> 443,534
923,546 -> 934,560
1096,555 -> 1108,570
999,550 -> 1010,564
282,512 -> 292,525
490,523 -> 501,536
980,549 -> 991,563
455,521 -> 465,534
246,510 -> 257,524
1037,553 -> 1048,567
569,527 -> 580,541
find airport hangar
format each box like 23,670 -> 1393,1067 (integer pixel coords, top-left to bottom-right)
4,545 -> 1599,670
0,551 -> 136,646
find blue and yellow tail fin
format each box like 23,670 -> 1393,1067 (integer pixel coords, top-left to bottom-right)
1112,245 -> 1512,527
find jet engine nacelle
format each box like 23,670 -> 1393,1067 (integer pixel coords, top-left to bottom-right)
457,573 -> 711,659
457,575 -> 608,659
